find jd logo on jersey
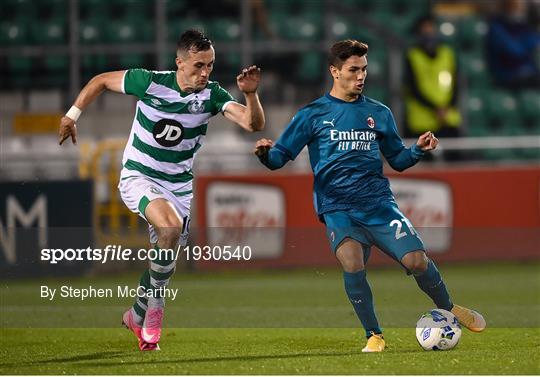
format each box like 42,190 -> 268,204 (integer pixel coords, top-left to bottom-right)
153,119 -> 184,147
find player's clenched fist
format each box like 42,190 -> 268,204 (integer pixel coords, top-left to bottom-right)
254,138 -> 273,157
236,65 -> 261,94
416,131 -> 439,151
58,116 -> 77,145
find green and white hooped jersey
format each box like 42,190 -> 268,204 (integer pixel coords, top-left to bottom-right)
120,69 -> 236,193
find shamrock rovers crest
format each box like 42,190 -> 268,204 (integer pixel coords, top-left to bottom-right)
187,99 -> 204,114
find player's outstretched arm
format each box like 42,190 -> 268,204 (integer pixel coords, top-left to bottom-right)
59,70 -> 126,145
254,138 -> 290,170
384,131 -> 439,171
223,66 -> 265,132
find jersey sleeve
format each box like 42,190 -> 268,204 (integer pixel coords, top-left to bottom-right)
258,109 -> 312,170
379,108 -> 424,171
274,109 -> 313,160
210,83 -> 236,115
123,69 -> 152,99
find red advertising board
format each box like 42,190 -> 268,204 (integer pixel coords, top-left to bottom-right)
195,166 -> 540,269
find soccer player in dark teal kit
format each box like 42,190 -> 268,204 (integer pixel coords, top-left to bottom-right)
254,40 -> 485,352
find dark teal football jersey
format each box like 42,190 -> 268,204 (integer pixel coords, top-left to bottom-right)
260,93 -> 424,220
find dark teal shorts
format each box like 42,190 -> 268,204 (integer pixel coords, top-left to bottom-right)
323,201 -> 425,264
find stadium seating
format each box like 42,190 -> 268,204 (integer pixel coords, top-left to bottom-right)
168,18 -> 206,42
79,16 -> 107,76
166,0 -> 188,15
39,0 -> 67,20
457,16 -> 488,53
0,19 -> 29,46
80,0 -> 109,20
466,90 -> 489,136
81,55 -> 108,82
4,0 -> 37,21
80,18 -> 105,45
297,52 -> 322,82
105,18 -> 151,43
44,55 -> 69,87
207,19 -> 241,42
466,85 -> 538,161
30,18 -> 67,45
270,13 -> 321,42
485,90 -> 520,133
460,51 -> 489,89
2,0 -> 535,163
519,91 -> 540,132
6,57 -> 33,88
364,87 -> 388,104
365,47 -> 387,83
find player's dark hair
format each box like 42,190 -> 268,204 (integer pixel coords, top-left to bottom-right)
328,40 -> 369,68
177,29 -> 213,55
412,14 -> 436,35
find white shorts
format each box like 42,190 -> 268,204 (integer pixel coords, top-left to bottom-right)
118,175 -> 192,245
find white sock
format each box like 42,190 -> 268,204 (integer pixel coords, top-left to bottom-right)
131,307 -> 144,326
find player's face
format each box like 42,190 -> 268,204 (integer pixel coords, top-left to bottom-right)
333,55 -> 368,96
176,47 -> 215,91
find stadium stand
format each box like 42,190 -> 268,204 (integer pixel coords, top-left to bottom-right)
0,0 -> 538,174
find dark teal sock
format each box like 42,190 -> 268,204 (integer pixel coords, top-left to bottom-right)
414,260 -> 453,311
343,270 -> 382,337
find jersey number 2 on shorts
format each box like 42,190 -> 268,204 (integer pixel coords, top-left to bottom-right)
390,218 -> 416,240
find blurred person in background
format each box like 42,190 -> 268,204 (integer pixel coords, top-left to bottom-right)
58,29 -> 265,351
486,0 -> 540,90
404,15 -> 462,160
254,40 -> 485,353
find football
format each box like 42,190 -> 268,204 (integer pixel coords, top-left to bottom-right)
416,309 -> 462,351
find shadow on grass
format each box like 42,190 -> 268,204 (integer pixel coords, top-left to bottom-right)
0,351 -> 126,368
1,349 -> 369,371
74,350 -> 366,367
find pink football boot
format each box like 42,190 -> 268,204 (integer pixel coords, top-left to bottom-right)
122,309 -> 160,351
141,307 -> 164,344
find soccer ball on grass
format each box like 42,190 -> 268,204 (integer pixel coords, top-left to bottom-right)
415,309 -> 462,351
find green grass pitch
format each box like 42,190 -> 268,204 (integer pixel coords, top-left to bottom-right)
1,262 -> 539,374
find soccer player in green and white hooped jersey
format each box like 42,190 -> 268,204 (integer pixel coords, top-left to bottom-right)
59,30 -> 265,351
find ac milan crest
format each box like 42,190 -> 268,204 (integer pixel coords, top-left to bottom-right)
367,116 -> 375,128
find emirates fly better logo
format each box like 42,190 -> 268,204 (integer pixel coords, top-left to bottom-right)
330,128 -> 376,151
